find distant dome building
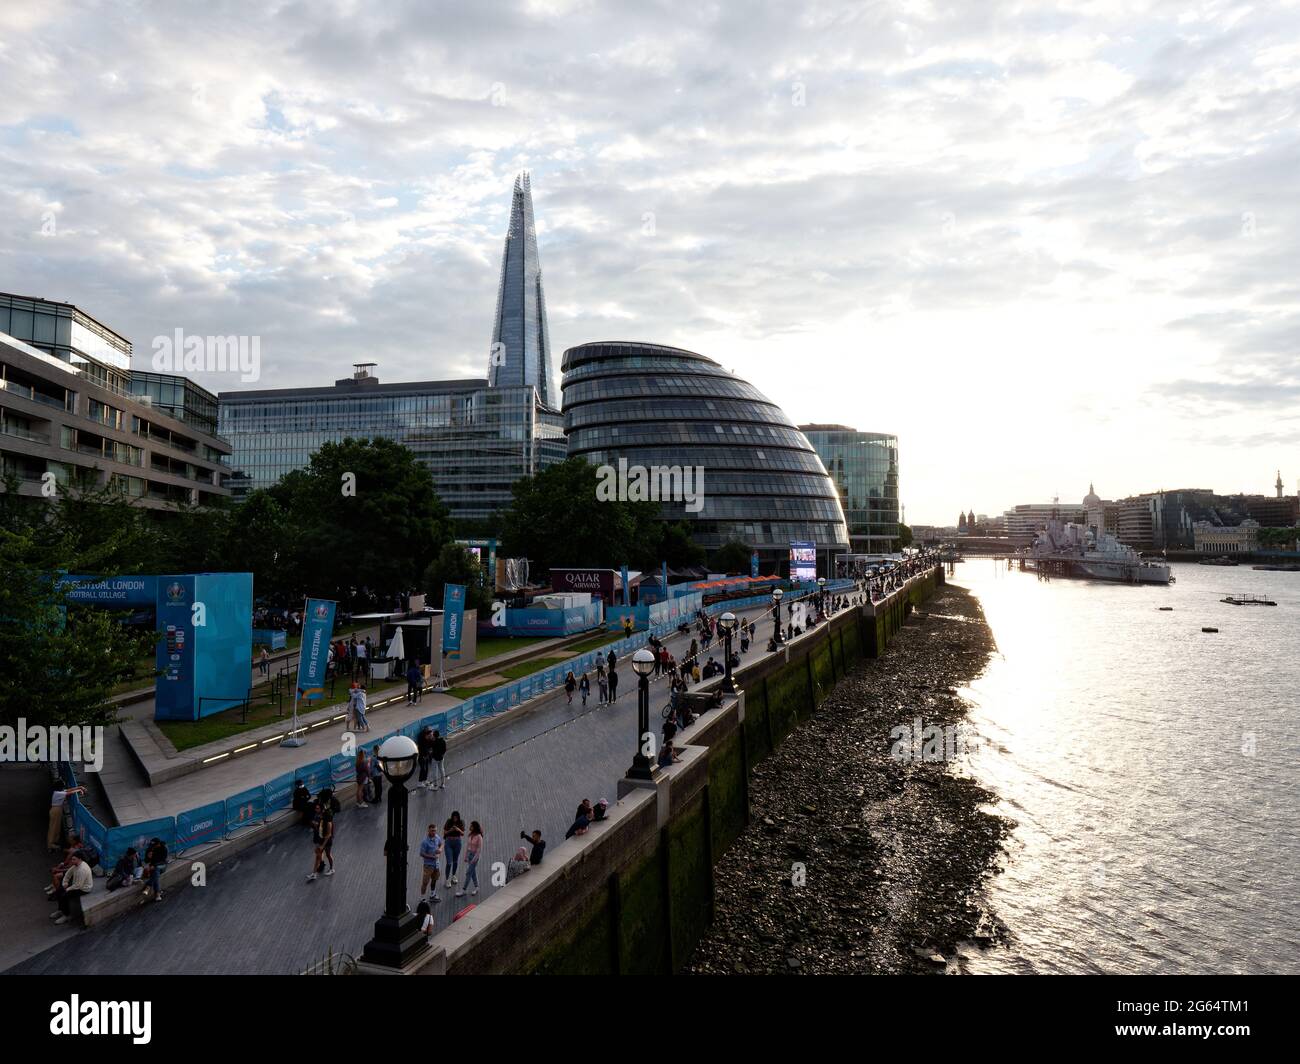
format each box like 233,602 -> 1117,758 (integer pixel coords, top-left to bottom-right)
561,341 -> 849,572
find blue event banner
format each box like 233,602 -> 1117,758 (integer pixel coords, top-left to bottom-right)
442,583 -> 466,653
296,598 -> 337,700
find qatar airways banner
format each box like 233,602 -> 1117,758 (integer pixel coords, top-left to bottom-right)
549,567 -> 617,602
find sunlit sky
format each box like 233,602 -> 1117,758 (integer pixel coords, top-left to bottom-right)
2,0 -> 1298,524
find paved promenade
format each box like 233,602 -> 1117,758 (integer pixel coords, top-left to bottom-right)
9,601 -> 786,974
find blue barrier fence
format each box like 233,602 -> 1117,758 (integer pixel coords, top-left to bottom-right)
57,582 -> 835,867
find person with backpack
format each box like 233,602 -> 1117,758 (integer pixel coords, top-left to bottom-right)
306,798 -> 334,881
430,729 -> 448,790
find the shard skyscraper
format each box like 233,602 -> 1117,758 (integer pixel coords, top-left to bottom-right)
488,171 -> 556,408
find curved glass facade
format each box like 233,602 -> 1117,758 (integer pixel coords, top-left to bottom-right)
561,341 -> 849,563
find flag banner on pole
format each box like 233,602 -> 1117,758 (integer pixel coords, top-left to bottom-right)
296,598 -> 337,700
442,583 -> 467,653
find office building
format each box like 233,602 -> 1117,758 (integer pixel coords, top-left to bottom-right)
488,172 -> 555,408
799,425 -> 899,552
218,364 -> 565,520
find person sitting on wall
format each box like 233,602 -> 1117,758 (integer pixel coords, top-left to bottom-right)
106,848 -> 141,892
591,799 -> 610,822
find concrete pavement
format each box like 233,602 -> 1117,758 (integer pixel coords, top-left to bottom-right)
8,599 -> 790,973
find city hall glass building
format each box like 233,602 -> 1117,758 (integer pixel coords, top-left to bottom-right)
561,341 -> 849,570
799,425 -> 900,553
218,365 -> 565,521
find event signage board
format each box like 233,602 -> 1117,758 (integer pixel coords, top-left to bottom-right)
64,574 -> 158,607
296,598 -> 337,701
548,567 -> 617,602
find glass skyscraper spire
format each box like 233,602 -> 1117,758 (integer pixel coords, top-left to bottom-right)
488,171 -> 555,408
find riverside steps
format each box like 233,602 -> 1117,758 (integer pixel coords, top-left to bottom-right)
401,566 -> 943,976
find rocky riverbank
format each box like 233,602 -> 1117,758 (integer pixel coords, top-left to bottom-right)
687,583 -> 1011,974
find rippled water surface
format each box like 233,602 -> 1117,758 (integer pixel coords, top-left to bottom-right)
949,560 -> 1300,974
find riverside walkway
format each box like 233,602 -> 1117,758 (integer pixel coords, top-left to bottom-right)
10,600 -> 792,974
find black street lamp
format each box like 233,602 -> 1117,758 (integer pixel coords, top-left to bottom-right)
816,576 -> 827,617
362,734 -> 426,968
771,587 -> 784,645
718,611 -> 737,694
626,647 -> 657,780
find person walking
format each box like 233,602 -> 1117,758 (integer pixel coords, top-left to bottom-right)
579,672 -> 590,707
606,649 -> 616,674
597,664 -> 608,705
564,670 -> 576,705
306,799 -> 334,880
442,811 -> 465,889
460,821 -> 483,897
406,662 -> 423,706
418,823 -> 443,900
47,785 -> 86,852
356,637 -> 368,681
258,647 -> 270,678
354,749 -> 370,808
369,744 -> 384,802
607,666 -> 619,703
430,729 -> 448,790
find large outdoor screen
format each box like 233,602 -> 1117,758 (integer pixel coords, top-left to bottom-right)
789,541 -> 817,581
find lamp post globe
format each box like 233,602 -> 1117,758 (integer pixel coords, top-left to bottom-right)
627,648 -> 657,781
817,576 -> 827,616
718,612 -> 737,693
362,733 -> 425,969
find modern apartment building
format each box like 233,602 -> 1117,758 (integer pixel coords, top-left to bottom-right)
0,293 -> 230,508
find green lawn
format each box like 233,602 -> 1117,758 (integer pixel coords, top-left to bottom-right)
475,635 -> 553,659
447,654 -> 576,700
564,629 -> 623,653
156,680 -> 359,752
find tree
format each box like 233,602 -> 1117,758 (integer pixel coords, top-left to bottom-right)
268,438 -> 453,607
709,540 -> 754,575
500,457 -> 660,575
657,521 -> 707,569
0,522 -> 155,728
423,542 -> 492,613
897,523 -> 914,549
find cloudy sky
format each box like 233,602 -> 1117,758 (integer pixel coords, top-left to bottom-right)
2,0 -> 1298,524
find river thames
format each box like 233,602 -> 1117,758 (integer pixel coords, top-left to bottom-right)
949,560 -> 1300,974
